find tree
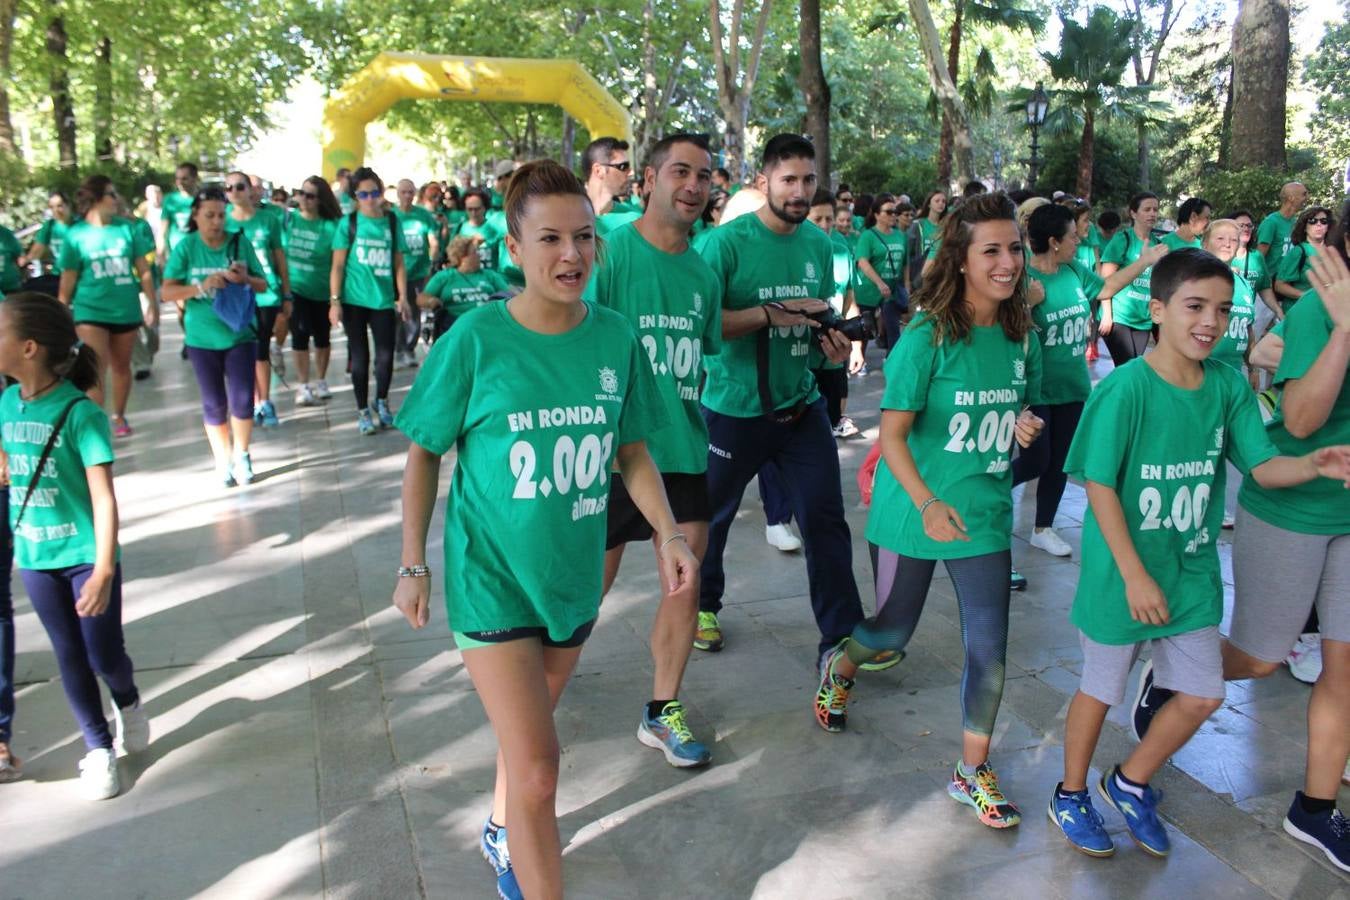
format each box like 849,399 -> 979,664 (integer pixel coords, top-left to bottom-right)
0,0 -> 16,157
1228,0 -> 1289,169
1304,1 -> 1350,177
709,0 -> 774,181
798,0 -> 830,178
46,0 -> 76,170
1034,7 -> 1163,200
1120,0 -> 1186,190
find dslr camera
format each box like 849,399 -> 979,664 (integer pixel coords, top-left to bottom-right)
806,306 -> 874,344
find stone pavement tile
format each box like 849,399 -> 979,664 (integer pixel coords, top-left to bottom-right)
1169,705 -> 1309,805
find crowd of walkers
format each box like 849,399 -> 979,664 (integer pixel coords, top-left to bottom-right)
0,131 -> 1347,899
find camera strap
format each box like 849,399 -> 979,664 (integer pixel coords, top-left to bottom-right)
757,303 -> 806,425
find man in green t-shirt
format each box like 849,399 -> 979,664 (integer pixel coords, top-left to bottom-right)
585,133 -> 725,770
582,137 -> 641,236
1256,181 -> 1307,274
1051,248 -> 1348,860
394,178 -> 440,367
158,162 -> 198,264
694,133 -> 863,665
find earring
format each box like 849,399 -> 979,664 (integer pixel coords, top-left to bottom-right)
960,267 -> 966,273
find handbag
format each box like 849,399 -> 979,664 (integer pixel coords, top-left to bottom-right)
210,232 -> 258,335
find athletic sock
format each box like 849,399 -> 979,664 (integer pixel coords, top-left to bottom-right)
1297,791 -> 1335,816
485,818 -> 503,836
647,700 -> 676,719
1113,767 -> 1146,800
957,760 -> 980,780
1057,782 -> 1086,800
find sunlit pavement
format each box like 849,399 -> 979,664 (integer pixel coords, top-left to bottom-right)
1,323 -> 1344,899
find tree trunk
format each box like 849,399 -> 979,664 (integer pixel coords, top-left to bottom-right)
561,113 -> 575,171
1077,111 -> 1095,201
46,2 -> 77,170
709,0 -> 774,181
936,0 -> 964,187
94,35 -> 113,161
797,0 -> 830,180
908,0 -> 974,186
1135,119 -> 1149,190
1228,0 -> 1289,169
0,0 -> 17,158
1218,61 -> 1234,169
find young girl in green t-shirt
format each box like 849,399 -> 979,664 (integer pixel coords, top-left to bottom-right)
0,292 -> 149,801
391,160 -> 697,900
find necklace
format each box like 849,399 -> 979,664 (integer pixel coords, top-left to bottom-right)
18,377 -> 61,413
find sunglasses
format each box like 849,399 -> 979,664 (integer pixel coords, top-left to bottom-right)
838,196 -> 853,203
300,191 -> 318,200
1308,217 -> 1330,225
879,208 -> 898,215
355,190 -> 381,200
227,182 -> 249,192
601,161 -> 632,172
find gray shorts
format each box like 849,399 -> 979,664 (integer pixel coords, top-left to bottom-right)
1078,626 -> 1225,707
1229,506 -> 1350,662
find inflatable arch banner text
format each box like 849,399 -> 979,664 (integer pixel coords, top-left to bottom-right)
322,53 -> 634,180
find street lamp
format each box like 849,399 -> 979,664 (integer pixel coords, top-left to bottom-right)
1025,81 -> 1049,189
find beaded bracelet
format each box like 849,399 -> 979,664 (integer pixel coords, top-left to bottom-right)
659,532 -> 688,552
397,565 -> 431,578
918,496 -> 941,517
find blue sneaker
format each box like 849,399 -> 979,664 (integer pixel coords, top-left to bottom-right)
357,409 -> 377,436
1283,794 -> 1350,873
1130,659 -> 1175,742
374,398 -> 395,429
258,399 -> 280,428
1010,567 -> 1028,591
1049,787 -> 1115,857
480,819 -> 522,900
637,701 -> 711,768
1098,766 -> 1169,857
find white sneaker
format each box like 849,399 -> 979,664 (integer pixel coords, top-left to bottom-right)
832,416 -> 861,439
765,523 -> 802,552
296,384 -> 318,407
1286,633 -> 1322,684
315,379 -> 333,400
1029,527 -> 1072,557
78,748 -> 120,800
110,701 -> 150,756
269,343 -> 286,380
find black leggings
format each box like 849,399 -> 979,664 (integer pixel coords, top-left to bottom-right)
811,367 -> 848,426
290,295 -> 332,351
848,545 -> 1011,736
1103,324 -> 1150,366
341,304 -> 396,410
1011,401 -> 1083,529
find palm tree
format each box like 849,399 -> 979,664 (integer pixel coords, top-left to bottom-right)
1026,7 -> 1165,200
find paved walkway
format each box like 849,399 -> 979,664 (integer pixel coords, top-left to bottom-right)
0,321 -> 1345,899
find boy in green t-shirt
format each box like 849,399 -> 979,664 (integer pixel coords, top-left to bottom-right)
1050,248 -> 1350,860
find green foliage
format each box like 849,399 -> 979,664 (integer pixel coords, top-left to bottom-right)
1305,2 -> 1350,174
1192,166 -> 1303,220
838,146 -> 938,195
0,162 -> 174,231
1036,126 -> 1136,207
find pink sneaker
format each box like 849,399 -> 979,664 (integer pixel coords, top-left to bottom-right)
112,417 -> 132,438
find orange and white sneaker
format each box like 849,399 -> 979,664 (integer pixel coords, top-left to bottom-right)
948,761 -> 1022,828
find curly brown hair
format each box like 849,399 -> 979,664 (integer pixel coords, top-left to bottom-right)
910,192 -> 1032,345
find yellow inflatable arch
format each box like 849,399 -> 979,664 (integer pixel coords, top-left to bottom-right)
321,52 -> 634,181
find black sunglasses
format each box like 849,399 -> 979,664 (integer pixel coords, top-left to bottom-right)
601,161 -> 632,172
300,191 -> 319,200
227,182 -> 249,191
838,196 -> 854,203
879,207 -> 898,215
1308,217 -> 1331,225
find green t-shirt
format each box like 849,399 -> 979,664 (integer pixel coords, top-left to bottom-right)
1231,250 -> 1271,293
163,231 -> 265,350
0,226 -> 23,292
854,226 -> 908,309
2,382 -> 119,570
597,208 -> 643,237
160,191 -> 195,253
1211,272 -> 1256,373
1027,260 -> 1100,405
488,188 -> 505,211
455,219 -> 505,271
1100,228 -> 1157,330
332,212 -> 407,310
1256,211 -> 1296,273
336,192 -> 355,215
1239,289 -> 1350,534
915,218 -> 941,261
584,223 -> 723,474
1066,359 -> 1279,645
1160,231 -> 1201,251
224,208 -> 285,307
697,213 -> 834,416
865,315 -> 1043,560
285,216 -> 338,301
810,230 -> 858,373
57,218 -> 152,326
1275,241 -> 1317,310
394,301 -> 665,640
395,206 -> 439,282
422,267 -> 510,318
33,219 -> 71,268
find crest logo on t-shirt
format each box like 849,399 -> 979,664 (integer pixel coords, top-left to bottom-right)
805,261 -> 817,281
599,367 -> 619,396
692,291 -> 704,314
1013,359 -> 1026,380
1213,426 -> 1225,449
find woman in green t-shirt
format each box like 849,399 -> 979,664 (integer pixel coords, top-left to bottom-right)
56,175 -> 158,438
23,192 -> 75,280
392,160 -> 696,900
329,166 -> 408,436
908,190 -> 947,292
1225,208 -> 1282,328
0,292 -> 147,800
1099,191 -> 1164,366
1014,204 -> 1166,559
286,176 -> 342,407
1201,219 -> 1259,379
1160,196 -> 1212,250
1274,205 -> 1333,313
855,194 -> 911,351
163,188 -> 270,486
417,236 -> 511,341
815,194 -> 1045,830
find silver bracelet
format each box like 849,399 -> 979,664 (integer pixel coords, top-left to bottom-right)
659,532 -> 687,552
918,496 -> 941,516
397,565 -> 431,578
